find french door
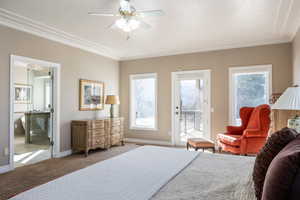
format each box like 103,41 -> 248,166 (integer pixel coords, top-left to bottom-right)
172,70 -> 211,146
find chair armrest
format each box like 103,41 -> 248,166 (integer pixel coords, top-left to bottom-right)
227,126 -> 244,135
243,129 -> 265,138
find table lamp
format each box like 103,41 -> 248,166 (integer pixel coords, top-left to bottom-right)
105,95 -> 120,118
272,85 -> 300,131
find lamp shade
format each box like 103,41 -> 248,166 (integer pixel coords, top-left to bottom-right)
272,86 -> 300,110
105,95 -> 120,105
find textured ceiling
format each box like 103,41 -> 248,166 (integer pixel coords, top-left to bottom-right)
0,0 -> 300,60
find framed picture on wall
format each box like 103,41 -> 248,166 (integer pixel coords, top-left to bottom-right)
79,79 -> 105,111
14,84 -> 32,104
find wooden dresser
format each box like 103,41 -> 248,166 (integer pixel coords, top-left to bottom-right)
71,117 -> 124,156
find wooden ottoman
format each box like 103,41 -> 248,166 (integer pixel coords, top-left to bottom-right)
187,138 -> 215,153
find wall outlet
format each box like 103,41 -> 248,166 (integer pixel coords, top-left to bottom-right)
4,147 -> 9,156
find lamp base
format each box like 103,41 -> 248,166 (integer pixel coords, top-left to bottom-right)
287,115 -> 300,132
110,104 -> 114,118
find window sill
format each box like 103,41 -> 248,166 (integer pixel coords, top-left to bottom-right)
129,127 -> 158,132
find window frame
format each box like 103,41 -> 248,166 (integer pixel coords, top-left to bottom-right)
229,65 -> 272,125
129,73 -> 158,131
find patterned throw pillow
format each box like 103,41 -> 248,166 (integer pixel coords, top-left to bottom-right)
252,128 -> 298,200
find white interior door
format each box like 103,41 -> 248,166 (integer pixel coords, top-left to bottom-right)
47,69 -> 55,157
172,70 -> 211,146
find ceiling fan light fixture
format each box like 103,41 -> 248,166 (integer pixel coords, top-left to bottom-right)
115,18 -> 140,32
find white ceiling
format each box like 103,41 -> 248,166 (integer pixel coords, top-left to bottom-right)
0,0 -> 300,60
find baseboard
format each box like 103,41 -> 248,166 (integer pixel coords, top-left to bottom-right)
0,164 -> 12,174
124,138 -> 173,146
54,150 -> 72,158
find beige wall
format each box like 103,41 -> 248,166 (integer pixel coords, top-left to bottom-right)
0,25 -> 119,166
293,28 -> 300,85
120,43 -> 293,143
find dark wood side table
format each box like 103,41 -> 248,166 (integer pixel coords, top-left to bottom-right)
187,138 -> 215,153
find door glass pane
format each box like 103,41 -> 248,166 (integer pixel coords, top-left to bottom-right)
132,77 -> 156,129
14,65 -> 53,167
179,79 -> 204,142
234,72 -> 268,124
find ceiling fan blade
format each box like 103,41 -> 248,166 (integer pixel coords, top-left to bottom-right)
88,12 -> 118,17
139,20 -> 152,29
137,10 -> 165,17
107,22 -> 118,29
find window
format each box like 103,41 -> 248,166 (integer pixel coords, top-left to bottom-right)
229,65 -> 272,125
130,73 -> 157,130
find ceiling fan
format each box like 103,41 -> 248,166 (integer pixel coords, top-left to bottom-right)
88,0 -> 165,33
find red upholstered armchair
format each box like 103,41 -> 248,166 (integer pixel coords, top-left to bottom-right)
217,104 -> 271,155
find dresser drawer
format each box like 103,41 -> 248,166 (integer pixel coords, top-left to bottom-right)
111,126 -> 121,134
88,121 -> 104,129
111,134 -> 122,145
92,136 -> 106,146
91,129 -> 105,136
110,119 -> 122,127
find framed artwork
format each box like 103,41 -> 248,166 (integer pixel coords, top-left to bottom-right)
79,79 -> 105,111
14,84 -> 32,104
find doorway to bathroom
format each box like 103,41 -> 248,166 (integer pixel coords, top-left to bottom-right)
10,55 -> 60,168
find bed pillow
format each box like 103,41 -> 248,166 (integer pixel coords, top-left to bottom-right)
252,128 -> 298,200
261,135 -> 300,200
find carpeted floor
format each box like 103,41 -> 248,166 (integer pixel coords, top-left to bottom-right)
0,144 -> 138,200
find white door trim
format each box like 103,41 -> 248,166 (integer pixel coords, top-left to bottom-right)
171,70 -> 211,146
9,55 -> 61,172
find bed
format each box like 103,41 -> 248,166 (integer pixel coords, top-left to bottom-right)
10,146 -> 255,200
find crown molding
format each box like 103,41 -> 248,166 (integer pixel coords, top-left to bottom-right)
273,0 -> 300,41
119,38 -> 290,61
0,8 -> 120,60
1,3 -> 298,62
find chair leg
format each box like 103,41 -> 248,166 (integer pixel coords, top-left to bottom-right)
186,143 -> 189,150
218,146 -> 222,153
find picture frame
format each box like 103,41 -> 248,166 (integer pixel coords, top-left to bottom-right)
14,83 -> 32,104
79,79 -> 105,111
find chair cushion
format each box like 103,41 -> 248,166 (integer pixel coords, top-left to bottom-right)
252,128 -> 298,200
217,134 -> 241,146
261,135 -> 300,200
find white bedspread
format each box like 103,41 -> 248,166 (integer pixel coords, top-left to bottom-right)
152,152 -> 255,200
10,146 -> 199,200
